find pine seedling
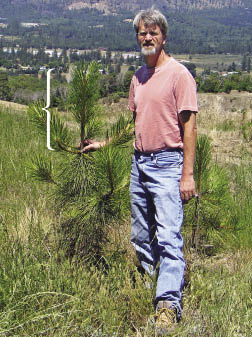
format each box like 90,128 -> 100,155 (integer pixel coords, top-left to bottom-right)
28,61 -> 134,262
28,100 -> 75,153
106,113 -> 134,147
28,154 -> 55,184
68,61 -> 102,146
184,135 -> 232,251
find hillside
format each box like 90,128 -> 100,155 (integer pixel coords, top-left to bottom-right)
0,91 -> 252,335
1,1 -> 252,53
3,0 -> 245,13
66,0 -> 244,13
0,0 -> 248,19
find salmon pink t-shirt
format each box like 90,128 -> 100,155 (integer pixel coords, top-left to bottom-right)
128,57 -> 198,152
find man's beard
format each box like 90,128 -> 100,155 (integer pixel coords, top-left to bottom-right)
141,45 -> 157,56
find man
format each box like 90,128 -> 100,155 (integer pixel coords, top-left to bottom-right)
128,7 -> 198,334
82,7 -> 197,334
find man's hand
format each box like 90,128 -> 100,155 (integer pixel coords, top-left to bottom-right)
180,174 -> 195,202
79,139 -> 105,153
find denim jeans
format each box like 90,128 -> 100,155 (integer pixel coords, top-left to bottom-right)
130,149 -> 185,318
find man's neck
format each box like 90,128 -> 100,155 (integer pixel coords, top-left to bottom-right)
145,50 -> 170,68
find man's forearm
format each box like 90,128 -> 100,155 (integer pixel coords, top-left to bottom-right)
182,118 -> 197,178
179,111 -> 197,200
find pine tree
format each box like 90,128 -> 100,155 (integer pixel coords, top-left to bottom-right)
183,135 -> 232,251
28,61 -> 134,263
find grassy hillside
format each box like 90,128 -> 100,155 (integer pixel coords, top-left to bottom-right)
0,101 -> 252,336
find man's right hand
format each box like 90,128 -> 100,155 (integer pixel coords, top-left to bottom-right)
79,139 -> 105,153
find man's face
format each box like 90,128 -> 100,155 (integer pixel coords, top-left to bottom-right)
137,21 -> 166,56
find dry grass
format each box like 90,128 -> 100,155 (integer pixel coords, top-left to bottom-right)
0,99 -> 27,111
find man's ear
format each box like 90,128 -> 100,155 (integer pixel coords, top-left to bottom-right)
162,35 -> 167,46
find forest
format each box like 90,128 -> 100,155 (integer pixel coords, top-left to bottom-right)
1,6 -> 252,53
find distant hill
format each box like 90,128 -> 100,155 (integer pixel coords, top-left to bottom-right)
1,0 -> 252,54
66,0 -> 244,13
0,0 -> 250,20
1,0 -> 246,16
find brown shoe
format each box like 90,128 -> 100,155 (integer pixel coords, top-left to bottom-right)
155,301 -> 177,336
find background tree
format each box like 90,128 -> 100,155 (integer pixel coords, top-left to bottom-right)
123,70 -> 134,92
247,57 -> 251,73
227,62 -> 237,72
242,54 -> 247,72
0,72 -> 13,101
183,62 -> 196,78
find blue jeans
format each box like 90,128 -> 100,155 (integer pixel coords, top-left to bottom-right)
130,149 -> 185,318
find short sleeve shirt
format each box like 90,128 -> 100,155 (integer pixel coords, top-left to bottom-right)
128,57 -> 198,152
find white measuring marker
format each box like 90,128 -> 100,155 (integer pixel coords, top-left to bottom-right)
42,68 -> 55,151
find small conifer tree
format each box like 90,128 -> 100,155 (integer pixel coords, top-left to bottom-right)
28,61 -> 134,263
183,135 -> 232,251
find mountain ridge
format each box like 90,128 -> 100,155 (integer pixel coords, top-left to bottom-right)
67,0 -> 244,12
1,0 -> 252,54
6,0 -> 245,14
67,0 -> 244,14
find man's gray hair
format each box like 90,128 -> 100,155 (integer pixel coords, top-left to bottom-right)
133,7 -> 168,36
